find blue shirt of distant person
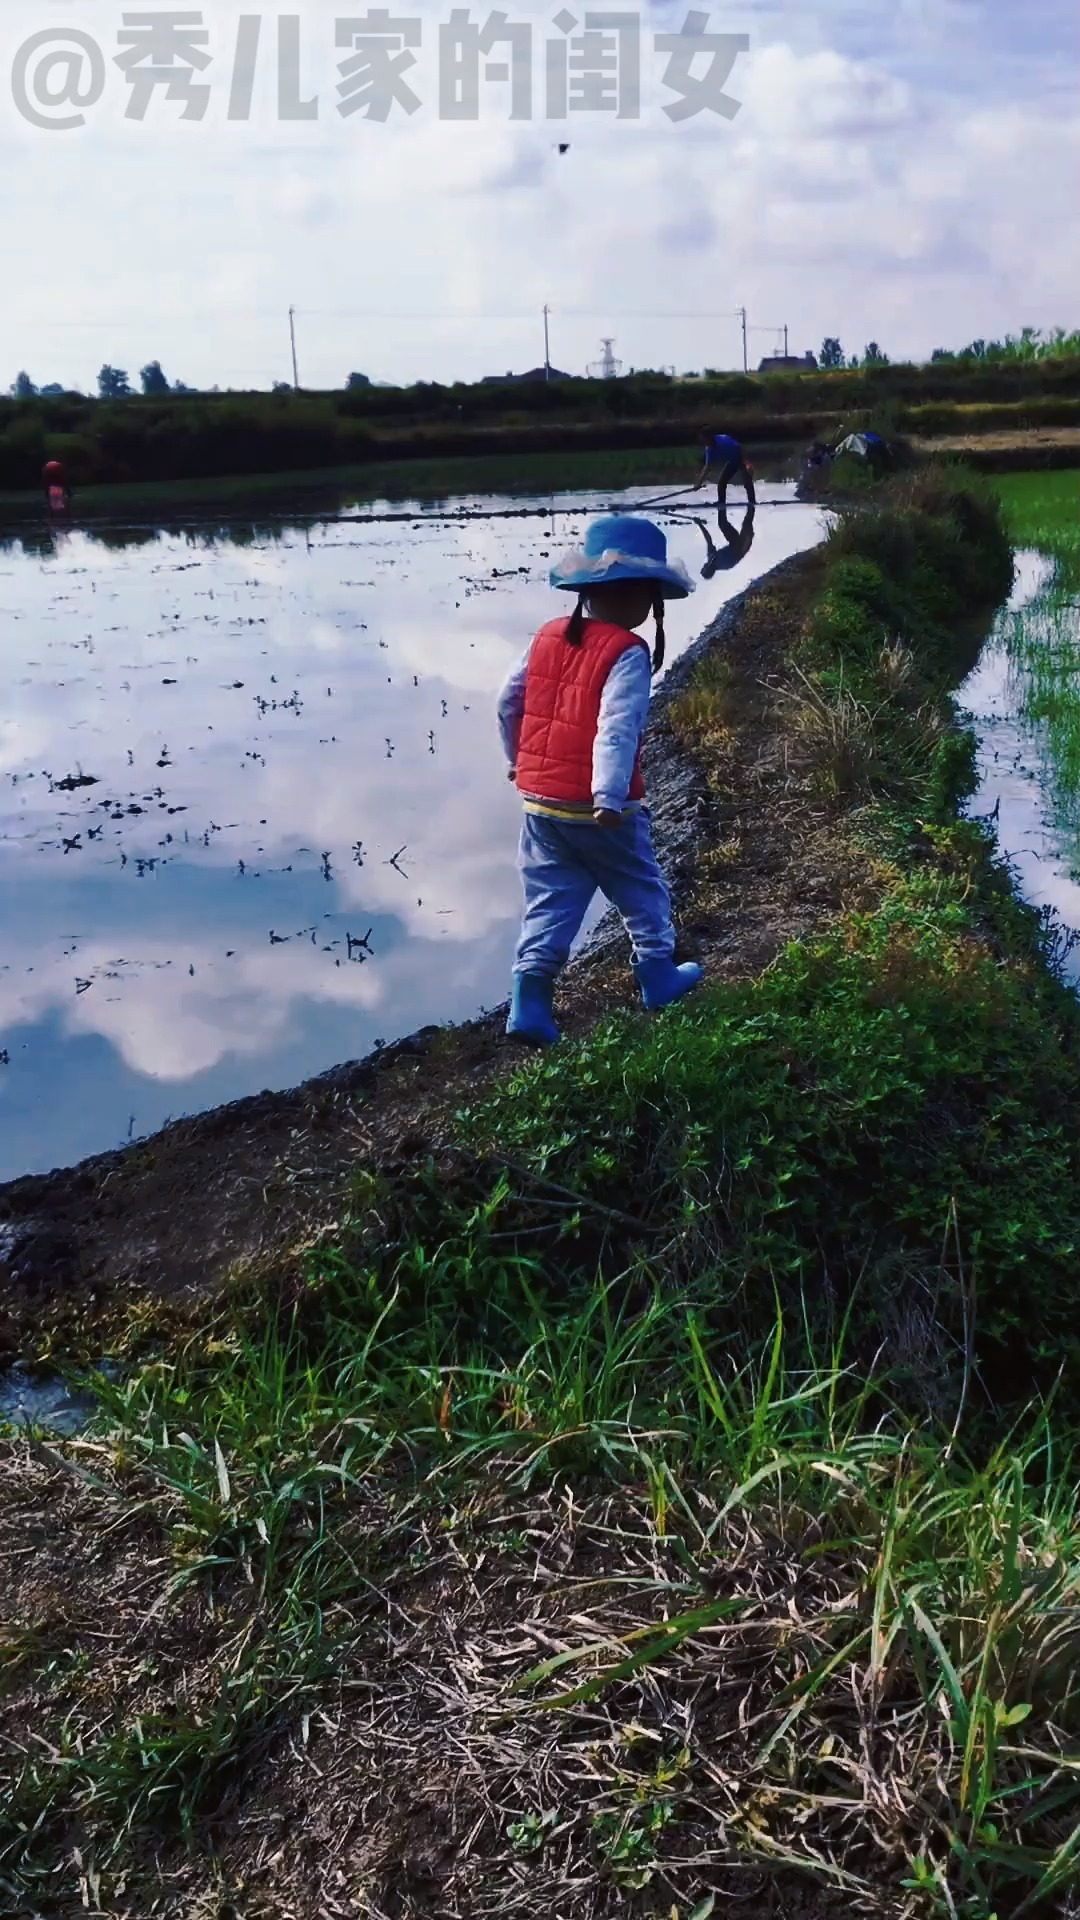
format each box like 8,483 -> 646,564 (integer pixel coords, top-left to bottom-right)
696,434 -> 755,500
705,433 -> 743,471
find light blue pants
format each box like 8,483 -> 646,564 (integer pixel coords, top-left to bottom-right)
514,810 -> 675,979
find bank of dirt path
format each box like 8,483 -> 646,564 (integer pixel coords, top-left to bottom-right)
911,424 -> 1080,468
1,547 -> 873,1360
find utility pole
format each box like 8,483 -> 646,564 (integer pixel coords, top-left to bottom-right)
289,307 -> 300,391
543,304 -> 551,381
783,323 -> 789,359
738,306 -> 748,374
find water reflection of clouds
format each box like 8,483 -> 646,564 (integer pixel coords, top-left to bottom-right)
0,492 -> 823,1177
962,551 -> 1080,973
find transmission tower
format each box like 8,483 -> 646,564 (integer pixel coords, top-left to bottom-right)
587,337 -> 623,379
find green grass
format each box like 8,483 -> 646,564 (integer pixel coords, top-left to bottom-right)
463,866 -> 1080,1394
1007,594 -> 1080,850
2,369 -> 1075,519
4,1286 -> 1077,1917
0,443 -> 704,521
991,471 -> 1080,866
4,468 -> 1080,1919
996,471 -> 1080,591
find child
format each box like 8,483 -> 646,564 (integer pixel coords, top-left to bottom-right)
42,458 -> 70,514
497,513 -> 703,1046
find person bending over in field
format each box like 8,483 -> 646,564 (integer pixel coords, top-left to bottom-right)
695,433 -> 756,519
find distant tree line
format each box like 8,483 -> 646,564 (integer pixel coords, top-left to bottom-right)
817,338 -> 890,370
10,363 -> 200,400
929,327 -> 1080,365
2,347 -> 1077,492
10,363 -> 374,401
8,329 -> 1077,405
814,329 -> 1080,373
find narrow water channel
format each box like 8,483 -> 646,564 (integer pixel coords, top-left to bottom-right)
961,549 -> 1080,985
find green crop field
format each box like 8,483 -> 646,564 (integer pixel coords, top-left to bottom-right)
0,442 -> 704,522
995,471 -> 1080,858
997,470 -> 1080,587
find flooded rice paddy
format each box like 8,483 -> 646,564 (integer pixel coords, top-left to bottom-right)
1,484 -> 824,1181
962,545 -> 1080,984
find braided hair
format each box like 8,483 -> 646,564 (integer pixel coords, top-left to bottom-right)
651,593 -> 665,675
565,593 -> 588,645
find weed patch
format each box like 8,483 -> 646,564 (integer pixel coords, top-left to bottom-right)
668,651 -> 738,747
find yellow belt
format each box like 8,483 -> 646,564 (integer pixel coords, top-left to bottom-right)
521,795 -> 643,822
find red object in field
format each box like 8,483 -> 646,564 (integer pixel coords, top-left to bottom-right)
48,486 -> 68,512
43,459 -> 66,484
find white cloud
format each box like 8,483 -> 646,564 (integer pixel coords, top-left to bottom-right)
738,42 -> 918,138
1,2 -> 1076,390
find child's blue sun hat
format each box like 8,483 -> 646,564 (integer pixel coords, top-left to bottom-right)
550,514 -> 694,599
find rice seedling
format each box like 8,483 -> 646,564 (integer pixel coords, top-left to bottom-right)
996,472 -> 1080,593
990,472 -> 1080,863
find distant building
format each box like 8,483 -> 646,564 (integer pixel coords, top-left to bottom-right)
758,352 -> 819,373
481,365 -> 575,384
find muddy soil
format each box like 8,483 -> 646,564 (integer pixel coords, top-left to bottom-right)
914,426 -> 1080,469
0,1434 -> 875,1920
0,548 -> 871,1359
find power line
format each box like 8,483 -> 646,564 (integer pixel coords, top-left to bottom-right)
15,304 -> 751,325
9,300 -> 756,386
296,306 -> 748,322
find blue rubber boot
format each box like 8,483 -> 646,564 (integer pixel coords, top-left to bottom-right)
507,972 -> 560,1046
635,955 -> 703,1012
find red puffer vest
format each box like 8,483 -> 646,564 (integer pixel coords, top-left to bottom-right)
515,616 -> 649,804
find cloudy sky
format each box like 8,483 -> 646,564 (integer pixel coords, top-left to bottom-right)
3,0 -> 1078,391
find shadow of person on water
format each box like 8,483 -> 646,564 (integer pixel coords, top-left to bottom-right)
694,502 -> 757,579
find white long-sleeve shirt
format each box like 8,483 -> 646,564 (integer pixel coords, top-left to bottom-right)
497,639 -> 652,815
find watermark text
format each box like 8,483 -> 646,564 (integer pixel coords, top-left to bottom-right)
9,9 -> 749,128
